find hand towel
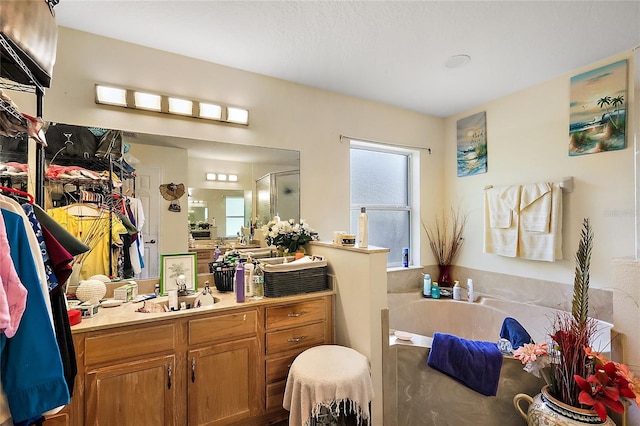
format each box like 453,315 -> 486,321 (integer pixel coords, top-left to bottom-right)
484,185 -> 521,257
427,332 -> 503,396
520,182 -> 551,232
499,317 -> 533,350
518,183 -> 563,261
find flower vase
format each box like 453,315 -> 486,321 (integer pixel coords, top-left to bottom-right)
514,385 -> 615,426
438,264 -> 453,287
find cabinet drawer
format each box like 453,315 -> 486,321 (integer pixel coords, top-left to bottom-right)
85,323 -> 175,365
189,309 -> 257,346
266,352 -> 299,384
266,322 -> 326,355
266,380 -> 287,411
265,298 -> 326,330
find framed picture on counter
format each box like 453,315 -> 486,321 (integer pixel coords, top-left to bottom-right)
160,252 -> 197,295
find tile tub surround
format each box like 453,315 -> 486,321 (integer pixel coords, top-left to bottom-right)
387,293 -> 613,354
387,266 -> 613,323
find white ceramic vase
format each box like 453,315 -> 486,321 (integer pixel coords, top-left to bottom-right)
514,385 -> 616,426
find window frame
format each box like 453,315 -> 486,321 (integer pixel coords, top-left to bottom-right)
225,195 -> 245,237
349,139 -> 421,268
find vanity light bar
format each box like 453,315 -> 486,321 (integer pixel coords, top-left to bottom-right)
205,173 -> 238,182
95,84 -> 249,125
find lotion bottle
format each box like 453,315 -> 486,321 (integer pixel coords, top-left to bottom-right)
423,273 -> 432,298
467,278 -> 474,303
431,281 -> 441,299
358,207 -> 368,248
453,280 -> 461,301
235,262 -> 245,303
244,259 -> 254,298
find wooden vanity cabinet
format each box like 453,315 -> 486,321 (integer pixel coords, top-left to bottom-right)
53,293 -> 333,426
83,323 -> 178,426
264,298 -> 333,412
187,310 -> 260,426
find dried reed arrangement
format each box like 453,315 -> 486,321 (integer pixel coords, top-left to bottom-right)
421,207 -> 468,266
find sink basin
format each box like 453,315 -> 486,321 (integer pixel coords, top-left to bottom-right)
159,294 -> 220,311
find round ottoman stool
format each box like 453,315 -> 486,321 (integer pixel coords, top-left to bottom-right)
283,345 -> 374,425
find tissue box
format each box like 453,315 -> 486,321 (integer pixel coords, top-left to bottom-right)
113,282 -> 138,302
77,303 -> 100,318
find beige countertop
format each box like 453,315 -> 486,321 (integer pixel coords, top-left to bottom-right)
70,287 -> 335,333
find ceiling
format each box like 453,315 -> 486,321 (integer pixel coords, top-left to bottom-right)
55,1 -> 640,119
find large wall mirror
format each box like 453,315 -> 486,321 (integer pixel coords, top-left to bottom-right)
36,122 -> 300,280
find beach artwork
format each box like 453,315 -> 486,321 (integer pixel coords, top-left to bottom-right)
569,59 -> 627,156
457,111 -> 487,177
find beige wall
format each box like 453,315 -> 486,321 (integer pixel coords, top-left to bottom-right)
18,27 -> 444,259
443,52 -> 635,290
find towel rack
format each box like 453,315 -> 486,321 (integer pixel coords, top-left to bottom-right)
484,176 -> 574,193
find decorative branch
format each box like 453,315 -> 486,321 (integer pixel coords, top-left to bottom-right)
422,207 -> 468,266
572,218 -> 593,327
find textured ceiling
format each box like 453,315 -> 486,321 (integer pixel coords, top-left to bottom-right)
55,1 -> 640,118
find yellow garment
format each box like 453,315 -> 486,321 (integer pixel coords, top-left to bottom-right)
47,208 -> 126,280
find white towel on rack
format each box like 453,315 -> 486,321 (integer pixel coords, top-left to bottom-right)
484,185 -> 521,257
520,182 -> 551,232
518,183 -> 563,261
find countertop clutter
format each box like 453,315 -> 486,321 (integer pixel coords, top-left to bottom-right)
69,273 -> 333,333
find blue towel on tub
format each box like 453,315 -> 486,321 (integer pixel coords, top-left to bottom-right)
427,332 -> 503,396
499,317 -> 533,350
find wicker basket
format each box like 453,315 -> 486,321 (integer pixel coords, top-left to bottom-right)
263,263 -> 328,298
209,261 -> 235,292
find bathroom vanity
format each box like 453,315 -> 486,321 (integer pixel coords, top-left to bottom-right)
48,285 -> 334,426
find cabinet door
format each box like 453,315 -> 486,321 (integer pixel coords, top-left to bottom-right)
188,337 -> 260,426
85,355 -> 176,426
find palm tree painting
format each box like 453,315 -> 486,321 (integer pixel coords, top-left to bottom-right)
569,59 -> 627,156
457,111 -> 488,177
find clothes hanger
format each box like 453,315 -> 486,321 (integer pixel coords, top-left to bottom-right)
0,185 -> 34,204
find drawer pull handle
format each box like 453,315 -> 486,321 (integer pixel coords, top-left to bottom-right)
191,358 -> 196,383
167,364 -> 172,389
288,336 -> 307,343
287,311 -> 307,318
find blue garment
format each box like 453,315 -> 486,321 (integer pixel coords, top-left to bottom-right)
22,203 -> 60,292
499,317 -> 533,350
427,332 -> 503,396
0,208 -> 69,423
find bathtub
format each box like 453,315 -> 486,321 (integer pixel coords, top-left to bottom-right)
383,292 -> 614,426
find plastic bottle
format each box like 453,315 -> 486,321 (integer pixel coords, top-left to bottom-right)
358,207 -> 368,248
453,280 -> 461,301
235,262 -> 245,303
402,248 -> 409,267
214,245 -> 222,262
244,259 -> 255,298
423,273 -> 432,298
467,278 -> 474,303
252,263 -> 264,300
431,281 -> 441,299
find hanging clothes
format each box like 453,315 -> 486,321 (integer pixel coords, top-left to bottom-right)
47,205 -> 127,280
126,196 -> 146,272
0,205 -> 69,423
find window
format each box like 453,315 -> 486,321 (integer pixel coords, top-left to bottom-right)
350,140 -> 419,267
225,196 -> 245,237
